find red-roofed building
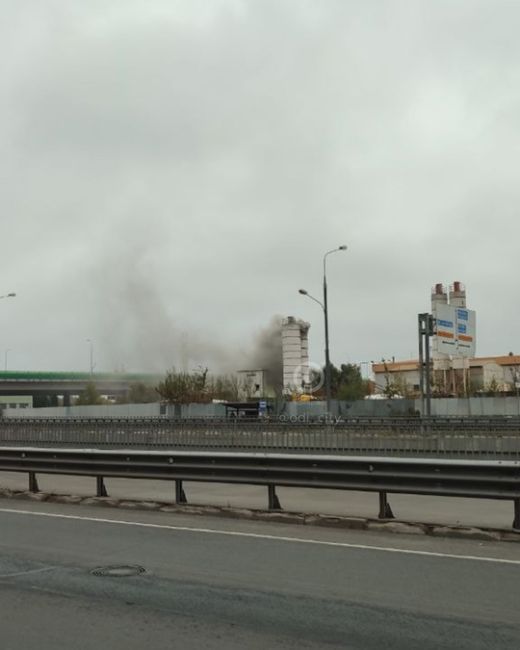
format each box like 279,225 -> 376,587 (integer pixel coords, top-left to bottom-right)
372,355 -> 520,397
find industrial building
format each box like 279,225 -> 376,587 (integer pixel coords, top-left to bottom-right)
236,369 -> 266,400
373,354 -> 520,396
372,282 -> 519,396
0,395 -> 33,412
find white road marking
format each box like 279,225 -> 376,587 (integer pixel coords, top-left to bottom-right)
0,566 -> 57,579
0,506 -> 519,566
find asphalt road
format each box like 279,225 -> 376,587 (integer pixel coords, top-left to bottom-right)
0,499 -> 519,649
0,470 -> 516,529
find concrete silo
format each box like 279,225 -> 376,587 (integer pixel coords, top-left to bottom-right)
281,317 -> 310,395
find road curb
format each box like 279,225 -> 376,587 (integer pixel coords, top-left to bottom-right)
1,488 -> 519,542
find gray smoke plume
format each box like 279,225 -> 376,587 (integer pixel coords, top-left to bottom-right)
245,316 -> 283,395
86,240 -> 233,373
86,241 -> 284,380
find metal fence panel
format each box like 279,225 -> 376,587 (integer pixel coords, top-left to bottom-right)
1,416 -> 520,458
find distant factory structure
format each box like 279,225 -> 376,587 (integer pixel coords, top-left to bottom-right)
235,316 -> 311,400
281,316 -> 310,396
373,282 -> 520,396
236,369 -> 266,400
430,281 -> 476,395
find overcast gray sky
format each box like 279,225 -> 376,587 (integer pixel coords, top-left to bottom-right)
1,0 -> 519,374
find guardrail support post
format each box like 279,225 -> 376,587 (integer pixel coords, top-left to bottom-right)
268,485 -> 281,511
378,491 -> 395,519
96,476 -> 108,497
514,498 -> 520,531
28,472 -> 39,493
175,479 -> 187,504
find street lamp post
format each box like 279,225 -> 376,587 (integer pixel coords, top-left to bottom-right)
510,367 -> 520,416
86,339 -> 95,376
1,294 -> 16,374
4,349 -> 11,371
299,245 -> 347,413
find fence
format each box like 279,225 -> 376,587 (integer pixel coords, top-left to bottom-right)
1,416 -> 520,458
5,396 -> 520,419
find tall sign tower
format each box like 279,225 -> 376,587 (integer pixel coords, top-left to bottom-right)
430,281 -> 476,395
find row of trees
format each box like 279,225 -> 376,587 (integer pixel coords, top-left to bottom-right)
74,368 -> 240,405
380,369 -> 515,399
156,363 -> 372,403
73,363 -> 372,405
155,368 -> 240,403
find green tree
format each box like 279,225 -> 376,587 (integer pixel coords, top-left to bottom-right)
76,382 -> 104,405
34,394 -> 58,408
329,363 -> 369,401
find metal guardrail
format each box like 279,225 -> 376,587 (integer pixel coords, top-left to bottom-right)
1,446 -> 519,530
1,417 -> 520,457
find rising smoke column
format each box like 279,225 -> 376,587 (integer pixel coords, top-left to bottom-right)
247,316 -> 283,395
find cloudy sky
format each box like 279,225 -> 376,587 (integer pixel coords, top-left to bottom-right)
1,0 -> 519,374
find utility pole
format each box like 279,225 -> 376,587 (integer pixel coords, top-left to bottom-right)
299,245 -> 347,414
86,339 -> 95,376
418,313 -> 435,416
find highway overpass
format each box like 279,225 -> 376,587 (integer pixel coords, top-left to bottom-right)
0,371 -> 162,405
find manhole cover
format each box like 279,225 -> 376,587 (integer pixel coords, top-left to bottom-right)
91,565 -> 146,578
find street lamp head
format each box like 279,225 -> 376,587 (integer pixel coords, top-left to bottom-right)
298,289 -> 308,295
338,245 -> 347,251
